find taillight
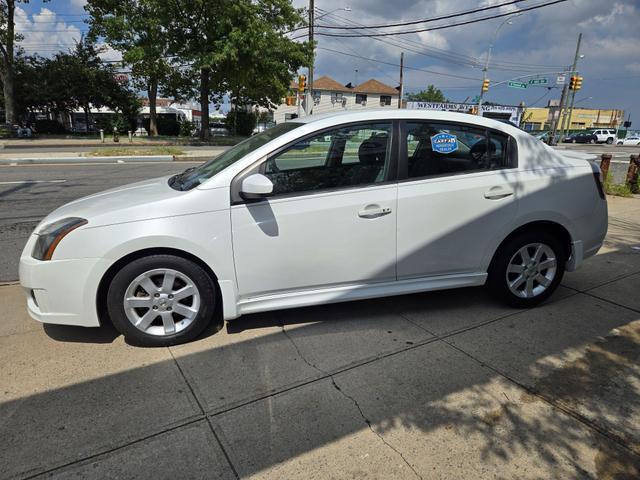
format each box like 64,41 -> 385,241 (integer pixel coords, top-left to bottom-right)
593,171 -> 606,199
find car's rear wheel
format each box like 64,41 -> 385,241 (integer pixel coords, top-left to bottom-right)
606,138 -> 614,144
488,231 -> 565,308
106,254 -> 217,346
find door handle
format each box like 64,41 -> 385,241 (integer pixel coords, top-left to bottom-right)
358,204 -> 392,219
484,186 -> 514,200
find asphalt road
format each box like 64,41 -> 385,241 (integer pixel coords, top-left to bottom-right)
0,161 -> 201,282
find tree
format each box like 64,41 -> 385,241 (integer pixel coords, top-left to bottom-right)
0,0 -> 40,125
406,84 -> 448,103
86,0 -> 185,136
161,0 -> 310,140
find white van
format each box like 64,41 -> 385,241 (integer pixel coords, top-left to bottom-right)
591,129 -> 616,144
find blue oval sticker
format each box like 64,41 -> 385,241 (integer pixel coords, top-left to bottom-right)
431,133 -> 458,154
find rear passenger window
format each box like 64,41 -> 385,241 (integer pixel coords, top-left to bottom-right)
404,122 -> 516,179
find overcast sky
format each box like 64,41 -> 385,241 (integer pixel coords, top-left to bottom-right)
15,0 -> 640,124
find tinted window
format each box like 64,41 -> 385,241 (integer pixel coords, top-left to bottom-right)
405,121 -> 515,179
264,122 -> 392,196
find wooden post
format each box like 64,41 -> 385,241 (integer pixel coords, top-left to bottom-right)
600,153 -> 612,182
626,154 -> 639,194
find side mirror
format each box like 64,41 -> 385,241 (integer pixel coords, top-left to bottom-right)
240,173 -> 273,199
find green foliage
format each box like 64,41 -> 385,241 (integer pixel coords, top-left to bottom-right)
179,120 -> 195,137
225,110 -> 257,136
406,85 -> 448,103
604,173 -> 633,197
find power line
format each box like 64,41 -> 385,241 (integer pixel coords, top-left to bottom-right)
317,46 -> 482,81
314,8 -> 565,71
316,0 -> 526,30
314,1 -> 567,38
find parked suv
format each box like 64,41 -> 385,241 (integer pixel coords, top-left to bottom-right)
591,129 -> 616,144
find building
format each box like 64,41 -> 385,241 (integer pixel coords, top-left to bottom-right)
406,101 -> 524,125
272,75 -> 400,124
521,102 -> 624,132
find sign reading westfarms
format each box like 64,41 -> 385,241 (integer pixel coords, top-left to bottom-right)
406,102 -> 523,126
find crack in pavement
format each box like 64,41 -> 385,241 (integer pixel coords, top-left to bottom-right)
396,310 -> 640,459
279,324 -> 424,480
167,347 -> 241,480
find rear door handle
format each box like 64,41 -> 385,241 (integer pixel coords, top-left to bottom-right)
484,186 -> 514,200
358,204 -> 392,219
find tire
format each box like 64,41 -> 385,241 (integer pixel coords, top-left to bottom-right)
606,138 -> 614,144
590,139 -> 596,144
572,139 -> 576,143
106,254 -> 217,346
488,231 -> 565,308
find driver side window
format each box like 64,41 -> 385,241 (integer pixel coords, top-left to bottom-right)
405,121 -> 513,179
264,122 -> 392,196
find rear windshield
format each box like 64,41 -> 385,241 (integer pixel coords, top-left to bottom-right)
171,122 -> 301,190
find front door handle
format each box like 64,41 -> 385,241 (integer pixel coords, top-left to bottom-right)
358,204 -> 392,219
484,186 -> 514,200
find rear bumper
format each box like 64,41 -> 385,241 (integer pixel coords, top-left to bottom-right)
19,235 -> 108,327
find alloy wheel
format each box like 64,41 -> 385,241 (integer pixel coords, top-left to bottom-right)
505,243 -> 557,299
123,268 -> 201,336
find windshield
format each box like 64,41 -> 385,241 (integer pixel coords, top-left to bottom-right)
170,122 -> 302,190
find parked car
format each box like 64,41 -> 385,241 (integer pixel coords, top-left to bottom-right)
533,131 -> 561,144
616,136 -> 640,146
210,122 -> 229,136
20,110 -> 608,346
591,129 -> 617,144
562,132 -> 597,144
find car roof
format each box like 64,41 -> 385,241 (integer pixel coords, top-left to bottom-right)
289,109 -> 524,137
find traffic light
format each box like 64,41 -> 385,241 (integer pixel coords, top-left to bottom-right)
574,76 -> 583,90
569,75 -> 583,90
298,74 -> 306,92
481,78 -> 490,93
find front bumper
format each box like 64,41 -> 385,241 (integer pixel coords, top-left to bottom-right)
19,234 -> 108,327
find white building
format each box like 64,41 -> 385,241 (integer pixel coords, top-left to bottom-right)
272,76 -> 400,124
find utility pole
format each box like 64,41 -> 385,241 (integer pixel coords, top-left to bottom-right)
559,33 -> 582,139
307,0 -> 314,115
550,33 -> 581,144
398,52 -> 404,109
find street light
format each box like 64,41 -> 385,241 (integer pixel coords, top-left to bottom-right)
574,96 -> 593,105
315,6 -> 351,21
477,12 -> 524,115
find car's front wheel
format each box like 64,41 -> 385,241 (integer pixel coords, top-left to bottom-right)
488,231 -> 565,308
106,254 -> 217,346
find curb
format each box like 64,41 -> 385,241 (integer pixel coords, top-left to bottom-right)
0,155 -> 174,165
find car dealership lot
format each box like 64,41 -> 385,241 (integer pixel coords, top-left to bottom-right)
1,195 -> 639,479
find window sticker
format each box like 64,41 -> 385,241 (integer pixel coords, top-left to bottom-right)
430,132 -> 458,154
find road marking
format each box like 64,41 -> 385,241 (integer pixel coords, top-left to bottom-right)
0,179 -> 67,185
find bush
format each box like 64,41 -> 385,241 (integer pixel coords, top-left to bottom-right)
34,119 -> 66,134
225,110 -> 257,136
179,120 -> 195,137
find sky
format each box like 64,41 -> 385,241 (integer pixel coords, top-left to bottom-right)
14,0 -> 640,124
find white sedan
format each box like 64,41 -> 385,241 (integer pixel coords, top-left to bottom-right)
20,110 -> 608,346
617,136 -> 640,146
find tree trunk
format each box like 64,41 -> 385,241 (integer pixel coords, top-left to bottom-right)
84,106 -> 90,133
199,67 -> 210,140
148,79 -> 158,136
2,0 -> 16,125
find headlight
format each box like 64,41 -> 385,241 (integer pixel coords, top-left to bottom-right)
32,217 -> 88,261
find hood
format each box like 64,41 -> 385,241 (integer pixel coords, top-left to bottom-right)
37,175 -> 224,231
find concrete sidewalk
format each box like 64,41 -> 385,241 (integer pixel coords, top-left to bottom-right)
1,197 -> 639,479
